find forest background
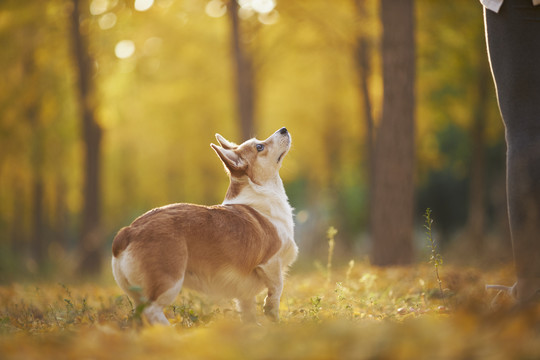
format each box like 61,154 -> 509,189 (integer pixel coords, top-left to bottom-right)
0,0 -> 509,281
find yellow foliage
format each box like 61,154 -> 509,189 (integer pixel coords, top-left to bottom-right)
1,263 -> 539,359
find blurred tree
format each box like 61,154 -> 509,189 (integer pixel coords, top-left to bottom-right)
28,55 -> 46,266
353,0 -> 375,231
371,0 -> 415,266
228,0 -> 256,141
19,30 -> 47,266
69,0 -> 103,275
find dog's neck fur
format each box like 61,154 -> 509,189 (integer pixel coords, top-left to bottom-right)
222,175 -> 294,243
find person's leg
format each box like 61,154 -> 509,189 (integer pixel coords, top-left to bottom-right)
485,0 -> 540,302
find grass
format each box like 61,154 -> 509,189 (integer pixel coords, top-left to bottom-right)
424,208 -> 446,307
1,260 -> 539,359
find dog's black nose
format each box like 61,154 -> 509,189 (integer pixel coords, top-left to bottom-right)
279,127 -> 288,135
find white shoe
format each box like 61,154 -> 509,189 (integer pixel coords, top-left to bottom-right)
486,280 -> 540,305
485,284 -> 517,298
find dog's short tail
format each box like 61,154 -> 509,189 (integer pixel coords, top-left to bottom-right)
112,227 -> 131,257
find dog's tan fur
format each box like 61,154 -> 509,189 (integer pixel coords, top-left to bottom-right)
111,128 -> 297,325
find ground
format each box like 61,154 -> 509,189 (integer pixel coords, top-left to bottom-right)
1,262 -> 539,359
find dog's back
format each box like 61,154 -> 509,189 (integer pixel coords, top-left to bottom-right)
112,203 -> 281,300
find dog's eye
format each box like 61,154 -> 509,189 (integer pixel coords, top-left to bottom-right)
256,144 -> 265,152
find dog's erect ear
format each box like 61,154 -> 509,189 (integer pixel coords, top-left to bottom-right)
215,134 -> 237,150
211,144 -> 246,174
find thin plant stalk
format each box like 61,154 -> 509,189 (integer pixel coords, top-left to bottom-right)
326,226 -> 337,285
424,208 -> 445,305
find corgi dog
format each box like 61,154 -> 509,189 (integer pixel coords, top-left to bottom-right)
111,127 -> 297,325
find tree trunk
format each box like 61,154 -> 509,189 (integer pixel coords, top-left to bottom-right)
353,0 -> 375,230
55,177 -> 69,251
228,0 -> 256,141
371,0 -> 415,266
31,177 -> 45,266
25,53 -> 47,267
11,180 -> 25,257
69,0 -> 103,275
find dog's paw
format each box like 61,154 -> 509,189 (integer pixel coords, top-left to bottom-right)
263,304 -> 279,322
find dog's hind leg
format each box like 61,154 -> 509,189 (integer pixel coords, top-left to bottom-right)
143,277 -> 184,326
143,302 -> 170,325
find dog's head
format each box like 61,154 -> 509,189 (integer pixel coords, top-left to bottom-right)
211,127 -> 291,185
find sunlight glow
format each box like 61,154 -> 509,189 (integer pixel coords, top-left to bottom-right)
296,210 -> 309,224
90,0 -> 108,15
115,40 -> 135,59
98,13 -> 117,30
258,10 -> 279,25
143,37 -> 163,55
238,0 -> 250,8
235,0 -> 277,22
251,0 -> 275,14
238,6 -> 254,20
134,0 -> 154,12
205,0 -> 227,18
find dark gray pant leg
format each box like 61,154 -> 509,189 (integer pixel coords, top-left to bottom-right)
485,0 -> 540,290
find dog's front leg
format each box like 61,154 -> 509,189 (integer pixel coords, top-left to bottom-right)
256,260 -> 283,322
